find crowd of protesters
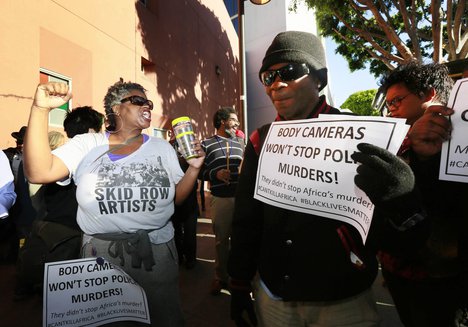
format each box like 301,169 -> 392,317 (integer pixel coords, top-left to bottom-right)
1,30 -> 467,327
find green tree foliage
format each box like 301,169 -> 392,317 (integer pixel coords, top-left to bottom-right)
340,89 -> 380,116
291,0 -> 467,77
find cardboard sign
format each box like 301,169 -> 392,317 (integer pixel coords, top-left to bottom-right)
440,78 -> 468,183
43,257 -> 150,327
254,115 -> 409,242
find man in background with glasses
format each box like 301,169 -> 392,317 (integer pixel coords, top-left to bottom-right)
201,107 -> 244,295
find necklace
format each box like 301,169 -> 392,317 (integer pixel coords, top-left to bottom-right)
91,134 -> 142,165
215,135 -> 233,170
215,135 -> 232,157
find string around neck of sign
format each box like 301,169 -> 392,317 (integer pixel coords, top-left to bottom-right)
90,133 -> 142,166
215,135 -> 232,158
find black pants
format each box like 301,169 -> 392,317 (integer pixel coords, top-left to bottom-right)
15,220 -> 81,293
173,211 -> 197,264
382,269 -> 459,327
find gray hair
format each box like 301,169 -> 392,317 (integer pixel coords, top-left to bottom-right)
103,78 -> 147,131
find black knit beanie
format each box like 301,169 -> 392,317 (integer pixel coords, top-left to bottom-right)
259,31 -> 328,91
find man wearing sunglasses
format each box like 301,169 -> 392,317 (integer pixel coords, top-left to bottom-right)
228,31 -> 385,327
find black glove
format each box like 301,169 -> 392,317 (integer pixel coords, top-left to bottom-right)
455,307 -> 468,327
230,289 -> 257,327
351,143 -> 422,221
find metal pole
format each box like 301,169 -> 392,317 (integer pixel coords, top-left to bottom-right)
238,0 -> 248,135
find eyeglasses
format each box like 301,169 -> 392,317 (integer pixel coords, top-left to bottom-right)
385,93 -> 411,109
120,96 -> 153,110
260,63 -> 310,86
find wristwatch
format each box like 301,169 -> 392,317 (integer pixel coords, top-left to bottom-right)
390,211 -> 426,231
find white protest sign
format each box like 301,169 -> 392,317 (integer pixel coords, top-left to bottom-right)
43,257 -> 150,327
254,115 -> 409,242
440,78 -> 468,183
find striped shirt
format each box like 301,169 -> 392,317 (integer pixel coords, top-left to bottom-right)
201,135 -> 244,197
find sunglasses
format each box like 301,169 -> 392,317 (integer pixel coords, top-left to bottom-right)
260,63 -> 310,86
120,96 -> 153,110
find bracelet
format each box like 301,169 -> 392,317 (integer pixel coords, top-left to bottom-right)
389,211 -> 427,231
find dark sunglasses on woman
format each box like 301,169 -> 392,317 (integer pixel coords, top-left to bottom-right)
120,96 -> 153,110
260,63 -> 310,86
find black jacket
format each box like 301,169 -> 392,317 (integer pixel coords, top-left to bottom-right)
228,97 -> 428,301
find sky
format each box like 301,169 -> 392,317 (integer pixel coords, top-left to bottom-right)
325,38 -> 379,108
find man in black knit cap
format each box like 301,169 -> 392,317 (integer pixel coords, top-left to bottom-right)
227,31 -> 430,327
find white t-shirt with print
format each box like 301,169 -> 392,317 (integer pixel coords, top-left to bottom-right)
53,133 -> 184,244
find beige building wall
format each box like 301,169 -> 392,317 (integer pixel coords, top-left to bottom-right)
0,0 -> 240,148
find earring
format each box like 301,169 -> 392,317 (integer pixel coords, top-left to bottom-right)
105,112 -> 123,134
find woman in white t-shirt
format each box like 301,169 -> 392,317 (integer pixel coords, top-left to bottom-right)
24,81 -> 204,326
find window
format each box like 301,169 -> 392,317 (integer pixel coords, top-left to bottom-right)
39,69 -> 72,127
224,0 -> 239,34
141,57 -> 155,76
